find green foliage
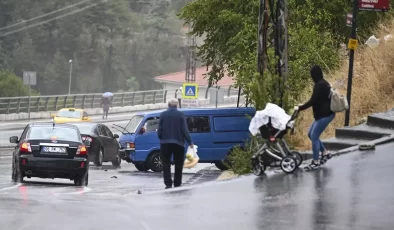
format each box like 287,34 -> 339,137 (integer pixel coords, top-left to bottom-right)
0,70 -> 38,97
226,136 -> 261,175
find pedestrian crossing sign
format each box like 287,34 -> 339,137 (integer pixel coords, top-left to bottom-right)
182,83 -> 198,99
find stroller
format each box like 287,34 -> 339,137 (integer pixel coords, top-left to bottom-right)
251,107 -> 302,175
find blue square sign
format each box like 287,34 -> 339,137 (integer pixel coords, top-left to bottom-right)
182,83 -> 199,99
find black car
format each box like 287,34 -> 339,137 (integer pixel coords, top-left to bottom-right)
68,123 -> 121,167
9,123 -> 90,186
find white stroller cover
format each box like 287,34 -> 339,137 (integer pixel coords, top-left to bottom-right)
249,103 -> 291,136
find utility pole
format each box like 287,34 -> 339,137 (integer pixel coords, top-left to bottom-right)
257,0 -> 289,108
344,0 -> 359,127
68,59 -> 73,95
185,34 -> 196,83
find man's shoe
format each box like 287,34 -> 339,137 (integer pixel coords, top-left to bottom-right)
165,186 -> 172,189
174,185 -> 181,188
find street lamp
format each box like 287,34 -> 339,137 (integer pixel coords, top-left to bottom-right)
68,59 -> 73,95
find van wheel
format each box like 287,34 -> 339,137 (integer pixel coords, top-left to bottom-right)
135,162 -> 149,171
215,161 -> 228,171
148,152 -> 163,172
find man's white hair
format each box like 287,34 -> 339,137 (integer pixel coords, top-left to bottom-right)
168,98 -> 178,107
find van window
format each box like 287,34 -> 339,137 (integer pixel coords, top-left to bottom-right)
186,116 -> 210,133
213,116 -> 250,132
143,117 -> 160,132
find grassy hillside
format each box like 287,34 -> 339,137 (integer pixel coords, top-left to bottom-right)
290,18 -> 394,150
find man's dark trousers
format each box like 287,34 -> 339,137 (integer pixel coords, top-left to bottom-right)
161,143 -> 185,187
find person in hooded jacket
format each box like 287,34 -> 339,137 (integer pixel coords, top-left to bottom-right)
296,65 -> 335,171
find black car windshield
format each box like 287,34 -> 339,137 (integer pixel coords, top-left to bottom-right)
124,115 -> 144,133
27,127 -> 81,142
56,110 -> 81,118
72,124 -> 94,134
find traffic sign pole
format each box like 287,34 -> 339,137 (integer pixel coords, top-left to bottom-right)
345,0 -> 359,127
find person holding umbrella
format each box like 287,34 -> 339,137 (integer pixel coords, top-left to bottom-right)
101,92 -> 113,119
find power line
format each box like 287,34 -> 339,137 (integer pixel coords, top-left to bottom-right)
0,2 -> 101,38
0,0 -> 93,31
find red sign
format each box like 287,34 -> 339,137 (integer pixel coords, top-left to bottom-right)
359,0 -> 390,11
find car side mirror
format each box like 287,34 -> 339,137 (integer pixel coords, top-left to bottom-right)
113,134 -> 119,139
139,127 -> 145,134
9,136 -> 19,143
51,114 -> 56,119
83,140 -> 91,146
83,116 -> 88,121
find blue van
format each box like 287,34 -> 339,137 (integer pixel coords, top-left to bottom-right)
118,107 -> 256,172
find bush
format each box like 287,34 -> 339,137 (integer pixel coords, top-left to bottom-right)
226,136 -> 262,175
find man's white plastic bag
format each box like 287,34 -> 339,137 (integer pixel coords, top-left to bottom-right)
184,145 -> 199,168
249,103 -> 291,136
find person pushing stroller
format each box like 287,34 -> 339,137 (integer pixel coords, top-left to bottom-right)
295,65 -> 335,171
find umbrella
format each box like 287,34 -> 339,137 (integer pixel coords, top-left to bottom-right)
102,92 -> 113,98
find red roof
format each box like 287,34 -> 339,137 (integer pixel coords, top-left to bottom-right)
154,67 -> 234,86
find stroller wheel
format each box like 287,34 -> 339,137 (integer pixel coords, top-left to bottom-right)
288,151 -> 303,167
280,156 -> 297,174
252,158 -> 266,176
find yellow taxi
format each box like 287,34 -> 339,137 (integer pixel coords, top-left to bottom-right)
51,108 -> 92,124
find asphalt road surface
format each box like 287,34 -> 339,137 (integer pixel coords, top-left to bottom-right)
0,139 -> 393,229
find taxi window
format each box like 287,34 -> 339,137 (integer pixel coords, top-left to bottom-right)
57,110 -> 81,118
27,127 -> 81,142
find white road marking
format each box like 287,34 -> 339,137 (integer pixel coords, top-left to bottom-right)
54,186 -> 92,196
0,184 -> 21,191
140,221 -> 151,230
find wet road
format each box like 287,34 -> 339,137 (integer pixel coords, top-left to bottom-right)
0,141 -> 393,229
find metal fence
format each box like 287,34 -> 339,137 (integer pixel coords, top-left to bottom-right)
0,86 -> 241,114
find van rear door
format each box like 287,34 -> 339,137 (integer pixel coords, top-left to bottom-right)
186,116 -> 213,161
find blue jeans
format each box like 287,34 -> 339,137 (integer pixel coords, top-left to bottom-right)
308,114 -> 335,161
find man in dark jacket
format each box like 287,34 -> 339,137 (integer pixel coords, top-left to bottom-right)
158,98 -> 193,189
296,65 -> 335,171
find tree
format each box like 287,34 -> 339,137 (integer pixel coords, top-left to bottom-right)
0,70 -> 36,97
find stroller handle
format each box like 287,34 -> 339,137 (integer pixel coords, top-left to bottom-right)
289,107 -> 299,121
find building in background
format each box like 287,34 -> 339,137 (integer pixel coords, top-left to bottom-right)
154,67 -> 235,101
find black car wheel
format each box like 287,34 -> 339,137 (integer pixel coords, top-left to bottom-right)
111,151 -> 122,167
74,171 -> 89,186
94,149 -> 104,167
134,162 -> 149,171
11,156 -> 23,183
148,152 -> 163,172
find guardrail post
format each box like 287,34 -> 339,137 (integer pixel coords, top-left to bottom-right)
227,86 -> 232,97
153,91 -> 157,104
17,98 -> 22,113
142,92 -> 146,105
54,96 -> 59,110
91,95 -> 95,108
45,97 -> 50,112
131,93 -> 136,106
205,87 -> 210,99
6,99 -> 11,114
63,96 -> 68,108
81,95 -> 86,109
36,97 -> 41,112
121,93 -> 125,107
216,86 -> 220,108
163,90 -> 168,103
72,96 -> 77,108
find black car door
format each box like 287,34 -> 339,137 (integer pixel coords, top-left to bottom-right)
103,125 -> 118,160
97,125 -> 113,161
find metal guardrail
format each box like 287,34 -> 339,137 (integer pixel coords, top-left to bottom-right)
0,86 -> 240,114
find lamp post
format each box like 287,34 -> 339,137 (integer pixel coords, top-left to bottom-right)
68,59 -> 73,95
